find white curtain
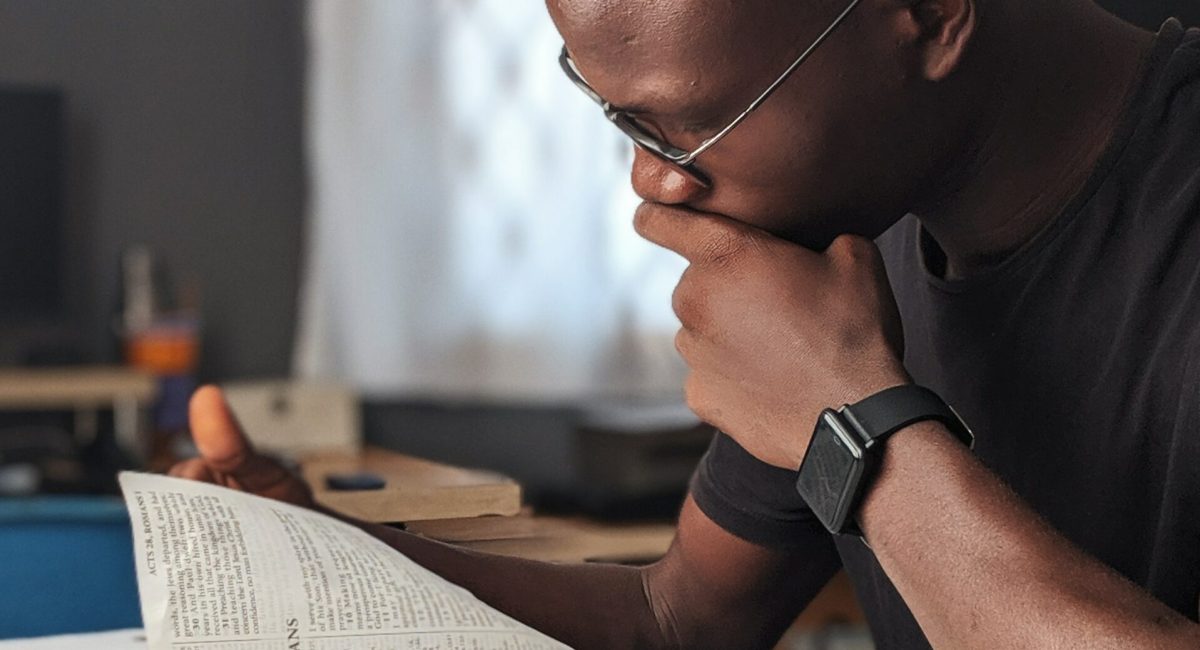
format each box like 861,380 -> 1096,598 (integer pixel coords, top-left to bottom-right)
296,0 -> 688,402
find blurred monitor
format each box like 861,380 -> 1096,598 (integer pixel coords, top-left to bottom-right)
0,86 -> 64,326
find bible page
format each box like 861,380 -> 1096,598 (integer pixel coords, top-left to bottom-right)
119,472 -> 572,650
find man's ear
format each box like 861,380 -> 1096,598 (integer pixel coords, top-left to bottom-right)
900,0 -> 978,81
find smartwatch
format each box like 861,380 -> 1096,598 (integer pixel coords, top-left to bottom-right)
795,384 -> 973,535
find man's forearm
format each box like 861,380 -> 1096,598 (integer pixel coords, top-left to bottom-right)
326,512 -> 666,650
858,422 -> 1200,649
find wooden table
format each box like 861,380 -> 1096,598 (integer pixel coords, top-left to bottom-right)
301,447 -> 523,523
407,514 -> 675,565
309,447 -> 865,639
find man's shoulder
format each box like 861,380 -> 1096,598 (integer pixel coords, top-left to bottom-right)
1115,27 -> 1200,285
1176,25 -> 1200,58
1140,25 -> 1200,144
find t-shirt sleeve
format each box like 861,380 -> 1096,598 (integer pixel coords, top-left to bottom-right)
690,430 -> 834,549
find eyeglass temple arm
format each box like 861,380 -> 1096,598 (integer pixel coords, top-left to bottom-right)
683,0 -> 864,164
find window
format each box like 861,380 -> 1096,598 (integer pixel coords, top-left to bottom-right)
298,0 -> 687,402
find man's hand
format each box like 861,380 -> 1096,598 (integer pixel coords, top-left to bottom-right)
635,202 -> 909,469
167,385 -> 316,508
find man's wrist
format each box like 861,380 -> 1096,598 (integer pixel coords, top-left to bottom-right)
856,420 -> 968,539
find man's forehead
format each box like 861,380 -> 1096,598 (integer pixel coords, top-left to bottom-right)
548,0 -> 819,115
549,0 -> 720,43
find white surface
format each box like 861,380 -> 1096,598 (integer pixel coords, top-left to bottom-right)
120,472 -> 570,649
222,380 -> 361,454
0,629 -> 146,649
297,0 -> 687,401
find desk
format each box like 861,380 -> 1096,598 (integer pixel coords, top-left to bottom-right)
311,448 -> 865,641
302,447 -> 523,522
407,514 -> 675,565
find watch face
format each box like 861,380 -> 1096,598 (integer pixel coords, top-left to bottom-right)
797,411 -> 865,532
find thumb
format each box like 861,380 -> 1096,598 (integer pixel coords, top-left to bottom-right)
189,385 -> 255,476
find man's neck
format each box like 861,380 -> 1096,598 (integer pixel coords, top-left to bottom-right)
916,2 -> 1156,280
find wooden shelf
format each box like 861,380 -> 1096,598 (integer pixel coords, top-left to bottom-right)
0,367 -> 156,410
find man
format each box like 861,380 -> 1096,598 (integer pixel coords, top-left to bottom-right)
171,0 -> 1200,647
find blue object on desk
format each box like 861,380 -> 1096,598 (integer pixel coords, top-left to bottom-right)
0,497 -> 142,639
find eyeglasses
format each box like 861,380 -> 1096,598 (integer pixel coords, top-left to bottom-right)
559,0 -> 863,183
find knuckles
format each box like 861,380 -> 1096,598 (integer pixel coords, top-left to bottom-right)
827,234 -> 882,269
673,328 -> 692,359
671,267 -> 715,332
698,227 -> 751,268
825,234 -> 889,297
671,278 -> 707,331
631,202 -> 656,237
633,201 -> 761,269
682,373 -> 712,422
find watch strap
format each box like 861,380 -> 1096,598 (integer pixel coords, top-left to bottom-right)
796,384 -> 974,537
842,384 -> 974,448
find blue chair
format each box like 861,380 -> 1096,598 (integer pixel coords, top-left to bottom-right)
0,497 -> 142,639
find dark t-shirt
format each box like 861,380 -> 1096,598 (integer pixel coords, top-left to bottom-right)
690,20 -> 1200,649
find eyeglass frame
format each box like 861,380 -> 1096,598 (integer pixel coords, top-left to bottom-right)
558,0 -> 864,176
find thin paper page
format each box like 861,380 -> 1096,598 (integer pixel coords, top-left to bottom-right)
119,472 -> 572,650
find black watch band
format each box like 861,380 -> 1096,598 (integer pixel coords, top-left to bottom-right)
796,384 -> 974,536
843,385 -> 974,450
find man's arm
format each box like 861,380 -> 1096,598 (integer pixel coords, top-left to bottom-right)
630,206 -> 1200,648
173,386 -> 837,650
341,495 -> 838,650
857,421 -> 1200,649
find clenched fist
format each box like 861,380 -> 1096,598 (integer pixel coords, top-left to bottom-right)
167,385 -> 315,508
635,202 -> 910,469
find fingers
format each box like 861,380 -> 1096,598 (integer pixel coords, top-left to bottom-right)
189,385 -> 255,477
825,233 -> 883,270
167,458 -> 216,483
634,203 -> 759,265
682,371 -> 734,433
188,384 -> 305,496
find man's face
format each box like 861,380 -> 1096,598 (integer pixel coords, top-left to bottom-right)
548,0 -> 965,249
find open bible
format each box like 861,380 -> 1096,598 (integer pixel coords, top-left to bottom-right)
118,472 -> 572,650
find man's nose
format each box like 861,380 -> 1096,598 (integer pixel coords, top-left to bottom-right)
630,147 -> 711,205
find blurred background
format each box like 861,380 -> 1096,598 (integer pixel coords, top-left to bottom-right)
0,0 -> 700,503
1,1 -> 1198,647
